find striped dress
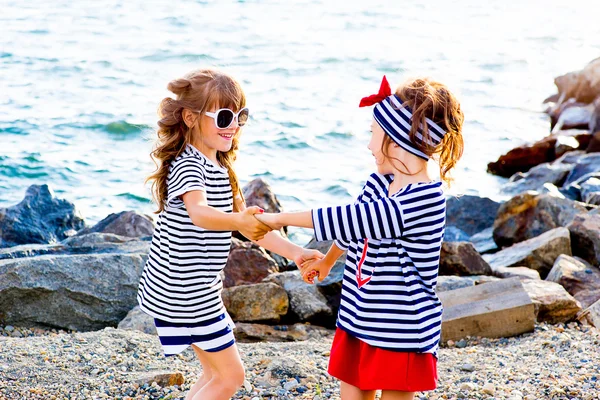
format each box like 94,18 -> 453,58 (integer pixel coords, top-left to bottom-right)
311,172 -> 445,356
137,144 -> 236,355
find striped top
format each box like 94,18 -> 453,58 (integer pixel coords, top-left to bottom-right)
137,144 -> 233,323
311,173 -> 445,356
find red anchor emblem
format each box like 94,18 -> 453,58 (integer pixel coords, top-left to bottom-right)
356,238 -> 371,289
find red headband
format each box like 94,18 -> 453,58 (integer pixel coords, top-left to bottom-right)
359,75 -> 392,107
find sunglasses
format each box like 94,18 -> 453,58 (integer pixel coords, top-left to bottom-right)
204,107 -> 249,129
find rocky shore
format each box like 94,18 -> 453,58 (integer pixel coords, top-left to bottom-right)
1,323 -> 598,400
2,58 -> 600,399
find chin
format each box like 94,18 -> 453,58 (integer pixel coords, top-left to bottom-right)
217,143 -> 234,153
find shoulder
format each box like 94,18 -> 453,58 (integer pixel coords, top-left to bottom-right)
397,181 -> 445,205
360,173 -> 392,200
169,154 -> 207,179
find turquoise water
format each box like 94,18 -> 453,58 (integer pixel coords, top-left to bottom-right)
1,1 -> 599,243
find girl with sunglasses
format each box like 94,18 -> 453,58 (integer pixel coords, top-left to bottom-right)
256,76 -> 464,400
137,68 -> 323,400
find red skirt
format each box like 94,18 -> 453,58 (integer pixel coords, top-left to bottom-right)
328,328 -> 438,392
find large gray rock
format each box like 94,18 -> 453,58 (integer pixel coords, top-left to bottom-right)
118,305 -> 156,335
494,266 -> 541,280
0,185 -> 85,248
435,275 -> 500,292
493,192 -> 587,247
483,227 -> 572,278
76,211 -> 154,238
468,227 -> 498,254
563,153 -> 600,186
440,242 -> 492,276
521,279 -> 582,324
0,252 -> 146,331
264,271 -> 333,325
580,177 -> 600,205
500,163 -> 572,196
567,213 -> 600,266
446,195 -> 502,237
222,282 -> 288,322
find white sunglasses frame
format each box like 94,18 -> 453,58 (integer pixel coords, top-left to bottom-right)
204,107 -> 249,129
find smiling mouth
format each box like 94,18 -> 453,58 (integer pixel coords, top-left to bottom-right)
219,132 -> 234,139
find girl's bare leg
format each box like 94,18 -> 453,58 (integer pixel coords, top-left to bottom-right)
380,390 -> 415,400
340,381 -> 377,400
192,343 -> 245,400
185,344 -> 214,400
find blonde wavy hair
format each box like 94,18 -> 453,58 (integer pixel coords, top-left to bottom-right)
147,69 -> 246,213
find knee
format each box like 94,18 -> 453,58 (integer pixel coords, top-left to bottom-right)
222,366 -> 246,393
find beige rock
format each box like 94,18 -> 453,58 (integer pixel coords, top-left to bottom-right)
521,279 -> 582,323
222,282 -> 288,322
494,266 -> 541,280
484,227 -> 572,278
574,289 -> 600,309
439,277 -> 535,342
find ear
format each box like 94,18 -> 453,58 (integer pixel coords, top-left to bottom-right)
182,109 -> 196,129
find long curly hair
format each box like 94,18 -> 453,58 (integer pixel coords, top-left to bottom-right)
381,78 -> 464,184
147,69 -> 246,213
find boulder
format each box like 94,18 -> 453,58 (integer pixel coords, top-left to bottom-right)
439,277 -> 535,342
436,275 -> 500,293
440,242 -> 492,276
469,227 -> 498,254
222,282 -> 288,322
483,227 -> 571,278
235,178 -> 286,241
234,323 -> 333,343
0,185 -> 85,248
494,266 -> 541,280
223,238 -> 279,288
578,298 -> 600,328
487,136 -> 556,177
567,213 -> 600,266
521,279 -> 582,324
500,163 -> 572,196
444,226 -> 470,242
552,58 -> 600,106
445,195 -> 501,236
0,252 -> 146,331
76,211 -> 154,238
586,131 -> 600,153
264,271 -> 333,325
573,289 -> 600,309
493,192 -> 587,247
580,177 -> 600,205
118,305 -> 156,335
563,153 -> 600,186
545,255 -> 600,297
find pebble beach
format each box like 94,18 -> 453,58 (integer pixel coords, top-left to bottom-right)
1,323 -> 598,400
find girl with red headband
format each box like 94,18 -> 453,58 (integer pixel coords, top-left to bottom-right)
257,76 -> 464,400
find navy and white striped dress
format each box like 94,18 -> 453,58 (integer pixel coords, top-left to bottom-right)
137,144 -> 236,355
311,173 -> 445,356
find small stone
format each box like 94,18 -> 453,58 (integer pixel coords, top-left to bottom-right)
283,379 -> 299,391
243,379 -> 252,392
4,326 -> 14,333
456,339 -> 468,348
459,363 -> 475,372
482,382 -> 495,395
460,382 -> 476,391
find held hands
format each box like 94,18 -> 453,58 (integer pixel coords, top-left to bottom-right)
237,206 -> 272,241
253,212 -> 286,231
292,248 -> 325,274
300,258 -> 333,284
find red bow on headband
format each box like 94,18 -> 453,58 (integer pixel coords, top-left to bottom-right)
359,75 -> 391,107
